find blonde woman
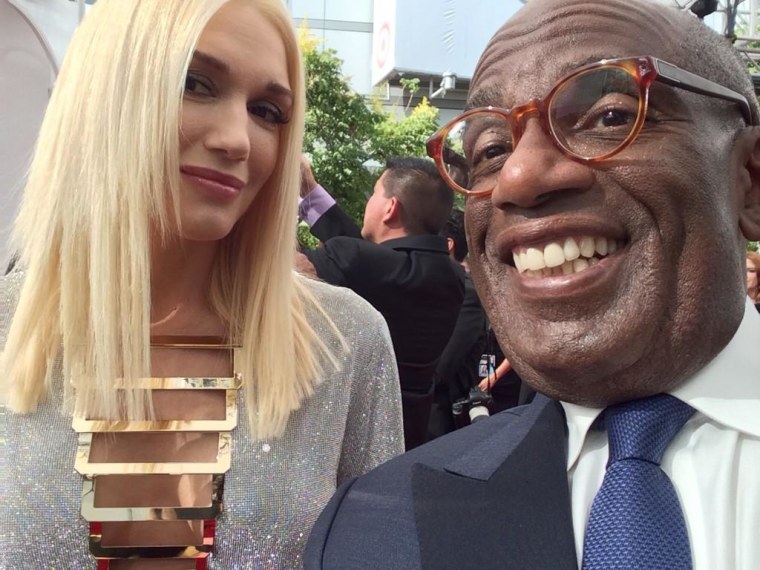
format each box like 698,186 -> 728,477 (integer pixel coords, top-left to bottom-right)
0,1 -> 403,568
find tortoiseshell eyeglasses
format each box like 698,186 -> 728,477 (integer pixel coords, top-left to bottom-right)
426,55 -> 754,197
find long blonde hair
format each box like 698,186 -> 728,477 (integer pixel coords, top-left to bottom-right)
1,0 -> 338,439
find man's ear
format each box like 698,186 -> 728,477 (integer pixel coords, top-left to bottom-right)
383,196 -> 401,224
737,126 -> 760,241
447,237 -> 455,256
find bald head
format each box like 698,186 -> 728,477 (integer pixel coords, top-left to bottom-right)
471,0 -> 758,123
461,0 -> 760,406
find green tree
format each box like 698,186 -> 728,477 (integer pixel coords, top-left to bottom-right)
371,98 -> 440,162
399,77 -> 421,111
302,34 -> 381,222
300,31 -> 440,226
724,0 -> 746,40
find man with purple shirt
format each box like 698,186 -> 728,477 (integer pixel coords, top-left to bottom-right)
297,157 -> 464,450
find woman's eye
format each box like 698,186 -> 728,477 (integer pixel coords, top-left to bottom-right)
184,74 -> 213,97
248,103 -> 287,125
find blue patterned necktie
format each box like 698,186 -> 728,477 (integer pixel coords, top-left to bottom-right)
581,394 -> 695,570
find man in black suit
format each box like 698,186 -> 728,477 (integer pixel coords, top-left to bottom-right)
427,209 -> 488,439
297,157 -> 464,450
305,0 -> 760,567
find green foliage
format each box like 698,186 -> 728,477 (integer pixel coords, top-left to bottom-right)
371,98 -> 440,161
747,240 -> 759,252
297,223 -> 320,251
399,77 -> 421,110
300,31 -> 440,223
399,77 -> 420,95
302,36 -> 380,222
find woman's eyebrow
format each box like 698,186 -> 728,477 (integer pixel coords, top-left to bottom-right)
191,50 -> 229,74
191,49 -> 293,103
266,81 -> 293,103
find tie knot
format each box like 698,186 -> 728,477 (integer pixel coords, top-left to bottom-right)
603,394 -> 694,465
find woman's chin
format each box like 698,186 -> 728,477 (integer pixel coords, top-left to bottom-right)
174,222 -> 236,243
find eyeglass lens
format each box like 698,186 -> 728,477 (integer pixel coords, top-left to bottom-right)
441,65 -> 643,192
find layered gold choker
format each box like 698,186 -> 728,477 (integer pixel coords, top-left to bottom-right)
72,336 -> 242,569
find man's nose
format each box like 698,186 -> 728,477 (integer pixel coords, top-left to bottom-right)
491,118 -> 594,210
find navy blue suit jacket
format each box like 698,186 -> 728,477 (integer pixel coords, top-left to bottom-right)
304,395 -> 577,569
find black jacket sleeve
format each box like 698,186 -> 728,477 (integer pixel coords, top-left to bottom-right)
310,204 -> 362,242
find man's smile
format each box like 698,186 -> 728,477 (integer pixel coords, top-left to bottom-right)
511,235 -> 625,277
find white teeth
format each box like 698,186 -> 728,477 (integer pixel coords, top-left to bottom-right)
513,235 -> 624,277
526,247 -> 544,271
519,250 -> 529,272
579,236 -> 596,258
543,242 -> 565,268
573,258 -> 589,272
513,252 -> 523,272
595,237 -> 608,256
563,237 -> 580,261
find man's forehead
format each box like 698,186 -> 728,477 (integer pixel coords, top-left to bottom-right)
469,0 -> 684,108
468,54 -> 606,109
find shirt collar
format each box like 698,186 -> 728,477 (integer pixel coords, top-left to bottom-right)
380,234 -> 449,252
562,298 -> 760,471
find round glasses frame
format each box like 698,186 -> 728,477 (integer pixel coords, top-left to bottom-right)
426,55 -> 753,197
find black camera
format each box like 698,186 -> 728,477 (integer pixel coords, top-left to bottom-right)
452,387 -> 493,428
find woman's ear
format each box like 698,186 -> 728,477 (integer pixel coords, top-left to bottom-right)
737,126 -> 760,241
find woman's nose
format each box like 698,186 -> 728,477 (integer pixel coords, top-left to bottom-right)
204,101 -> 251,162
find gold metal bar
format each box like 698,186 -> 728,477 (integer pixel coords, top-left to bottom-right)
89,520 -> 215,559
108,375 -> 243,390
150,335 -> 238,349
81,475 -> 224,522
73,390 -> 239,433
75,433 -> 231,475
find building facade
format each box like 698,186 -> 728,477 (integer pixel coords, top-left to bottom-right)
288,0 -> 524,123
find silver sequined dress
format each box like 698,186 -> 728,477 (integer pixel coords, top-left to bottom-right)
0,271 -> 404,569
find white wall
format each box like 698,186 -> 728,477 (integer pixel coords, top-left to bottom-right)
0,0 -> 83,270
0,3 -> 48,269
291,0 -> 375,94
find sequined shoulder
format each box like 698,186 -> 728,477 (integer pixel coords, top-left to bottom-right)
298,274 -> 388,339
0,271 -> 24,349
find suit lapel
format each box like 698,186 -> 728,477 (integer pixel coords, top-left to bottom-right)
412,396 -> 577,569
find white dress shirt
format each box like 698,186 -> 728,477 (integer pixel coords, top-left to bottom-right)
562,298 -> 760,569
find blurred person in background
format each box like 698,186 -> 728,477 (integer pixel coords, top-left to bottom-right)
427,209 -> 488,439
298,157 -> 464,449
746,251 -> 760,309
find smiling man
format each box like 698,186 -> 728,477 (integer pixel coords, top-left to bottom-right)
304,0 -> 760,568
